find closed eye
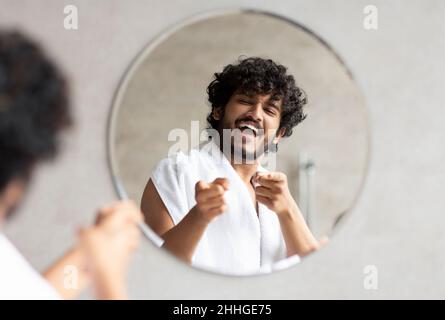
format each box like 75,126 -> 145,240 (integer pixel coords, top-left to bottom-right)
238,99 -> 253,105
265,107 -> 277,116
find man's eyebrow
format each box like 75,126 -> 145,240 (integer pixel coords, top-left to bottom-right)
236,92 -> 254,98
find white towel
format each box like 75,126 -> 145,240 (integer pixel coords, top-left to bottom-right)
151,139 -> 300,275
0,233 -> 61,299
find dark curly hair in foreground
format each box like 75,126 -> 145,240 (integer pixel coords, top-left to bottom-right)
206,57 -> 307,138
0,31 -> 71,192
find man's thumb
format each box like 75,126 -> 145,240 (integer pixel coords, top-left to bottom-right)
195,180 -> 210,192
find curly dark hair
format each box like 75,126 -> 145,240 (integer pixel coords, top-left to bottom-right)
0,31 -> 71,192
206,57 -> 307,137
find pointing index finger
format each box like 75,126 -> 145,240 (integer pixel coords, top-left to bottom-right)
255,172 -> 285,182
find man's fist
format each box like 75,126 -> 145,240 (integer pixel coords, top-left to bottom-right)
253,172 -> 296,217
193,178 -> 229,222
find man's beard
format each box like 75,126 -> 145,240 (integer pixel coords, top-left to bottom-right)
1,178 -> 28,223
5,204 -> 19,220
233,136 -> 271,163
218,129 -> 276,164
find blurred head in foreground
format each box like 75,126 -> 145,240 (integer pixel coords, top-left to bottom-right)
0,31 -> 71,223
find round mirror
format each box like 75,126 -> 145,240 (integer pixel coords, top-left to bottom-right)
108,9 -> 369,276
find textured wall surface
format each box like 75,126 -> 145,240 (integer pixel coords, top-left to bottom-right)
1,0 -> 445,299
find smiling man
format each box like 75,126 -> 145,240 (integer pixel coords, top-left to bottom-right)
141,57 -> 323,275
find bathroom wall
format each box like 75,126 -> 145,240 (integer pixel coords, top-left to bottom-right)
1,0 -> 444,299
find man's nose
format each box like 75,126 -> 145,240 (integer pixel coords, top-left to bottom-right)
245,103 -> 263,123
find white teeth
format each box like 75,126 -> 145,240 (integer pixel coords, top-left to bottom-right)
239,123 -> 258,133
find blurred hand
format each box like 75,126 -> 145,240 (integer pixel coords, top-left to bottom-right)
78,201 -> 143,281
193,178 -> 229,223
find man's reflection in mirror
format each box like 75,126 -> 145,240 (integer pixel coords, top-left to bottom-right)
141,57 -> 327,275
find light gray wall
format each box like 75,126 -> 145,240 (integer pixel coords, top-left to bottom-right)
1,0 -> 444,299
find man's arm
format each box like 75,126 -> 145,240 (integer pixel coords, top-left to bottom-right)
44,201 -> 143,300
79,201 -> 143,300
141,178 -> 228,263
43,246 -> 90,300
276,202 -> 320,257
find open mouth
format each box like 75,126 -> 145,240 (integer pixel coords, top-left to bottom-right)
237,122 -> 260,137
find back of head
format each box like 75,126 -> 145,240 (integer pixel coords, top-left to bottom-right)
0,31 -> 71,194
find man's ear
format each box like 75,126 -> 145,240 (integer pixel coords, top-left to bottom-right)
212,107 -> 223,120
272,127 -> 286,144
0,179 -> 25,220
